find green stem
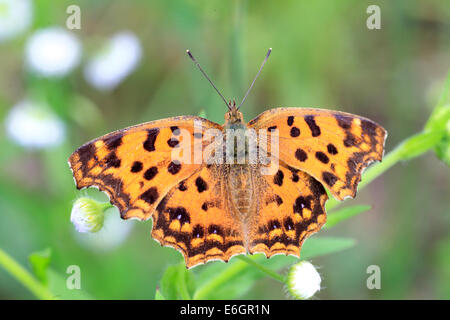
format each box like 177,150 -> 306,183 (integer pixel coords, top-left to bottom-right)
100,201 -> 114,211
0,248 -> 57,300
193,259 -> 249,299
193,255 -> 285,299
236,255 -> 286,283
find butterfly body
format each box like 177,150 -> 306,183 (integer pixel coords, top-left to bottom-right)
69,103 -> 386,268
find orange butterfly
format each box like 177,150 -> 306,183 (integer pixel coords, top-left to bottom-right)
69,49 -> 386,268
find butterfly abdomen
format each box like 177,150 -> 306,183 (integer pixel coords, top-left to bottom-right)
227,164 -> 255,220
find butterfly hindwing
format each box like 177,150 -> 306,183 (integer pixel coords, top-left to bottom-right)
248,162 -> 328,258
69,116 -> 222,220
152,164 -> 246,268
248,108 -> 386,200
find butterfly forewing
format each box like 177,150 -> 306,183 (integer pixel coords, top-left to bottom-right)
69,116 -> 222,220
248,107 -> 386,200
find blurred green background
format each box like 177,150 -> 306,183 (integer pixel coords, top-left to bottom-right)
0,0 -> 449,299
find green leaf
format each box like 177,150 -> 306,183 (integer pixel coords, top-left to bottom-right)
399,130 -> 444,160
324,205 -> 371,229
301,237 -> 356,260
28,248 -> 52,285
425,103 -> 450,133
159,262 -> 193,300
159,264 -> 179,300
428,104 -> 450,166
46,269 -> 93,299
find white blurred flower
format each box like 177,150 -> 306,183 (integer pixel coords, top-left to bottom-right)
74,204 -> 134,252
287,261 -> 321,300
5,99 -> 65,149
0,0 -> 33,43
71,197 -> 106,233
84,32 -> 142,90
25,27 -> 81,77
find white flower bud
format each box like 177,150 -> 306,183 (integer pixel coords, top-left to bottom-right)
287,261 -> 321,300
5,99 -> 65,149
0,0 -> 33,43
70,198 -> 107,233
84,31 -> 142,91
25,27 -> 81,77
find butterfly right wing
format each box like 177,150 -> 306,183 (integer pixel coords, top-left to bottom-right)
249,108 -> 386,200
248,161 -> 328,258
69,116 -> 222,220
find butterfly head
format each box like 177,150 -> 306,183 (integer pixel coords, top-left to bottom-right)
225,99 -> 244,125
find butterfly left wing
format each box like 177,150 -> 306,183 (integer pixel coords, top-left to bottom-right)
69,116 -> 222,220
248,162 -> 328,258
248,107 -> 386,200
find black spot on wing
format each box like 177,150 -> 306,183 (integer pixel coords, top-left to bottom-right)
178,181 -> 187,191
208,225 -> 223,236
195,177 -> 208,193
293,196 -> 312,213
75,143 -> 97,175
170,126 -> 180,135
315,151 -> 329,164
344,132 -> 359,147
290,127 -> 300,137
295,148 -> 308,162
143,128 -> 159,152
268,220 -> 281,230
275,195 -> 283,205
308,176 -> 327,197
273,170 -> 284,186
304,115 -> 321,137
284,217 -> 294,231
192,225 -> 204,238
140,187 -> 159,204
167,138 -> 179,148
168,207 -> 190,225
104,133 -> 123,150
131,161 -> 143,173
361,119 -> 378,136
144,166 -> 158,180
335,114 -> 353,129
104,153 -> 121,168
322,172 -> 338,187
168,161 -> 181,174
287,116 -> 294,126
327,143 -> 338,155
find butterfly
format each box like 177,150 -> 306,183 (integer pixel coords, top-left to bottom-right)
69,49 -> 386,268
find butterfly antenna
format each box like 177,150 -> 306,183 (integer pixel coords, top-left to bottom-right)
237,48 -> 272,110
186,50 -> 231,110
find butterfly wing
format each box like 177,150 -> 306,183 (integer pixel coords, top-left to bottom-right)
69,116 -> 222,220
248,108 -> 386,200
248,162 -> 327,258
152,164 -> 246,268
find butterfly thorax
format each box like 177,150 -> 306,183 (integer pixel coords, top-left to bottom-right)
224,100 -> 244,125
